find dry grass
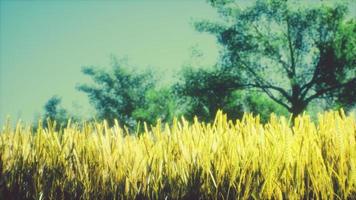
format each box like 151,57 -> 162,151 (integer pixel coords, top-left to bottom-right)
0,110 -> 355,199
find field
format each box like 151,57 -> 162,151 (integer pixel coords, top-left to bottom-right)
0,110 -> 355,199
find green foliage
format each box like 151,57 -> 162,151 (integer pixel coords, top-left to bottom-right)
174,67 -> 240,121
332,19 -> 356,110
196,0 -> 356,117
132,88 -> 178,125
43,96 -> 70,130
174,67 -> 288,122
227,90 -> 289,123
77,58 -> 155,128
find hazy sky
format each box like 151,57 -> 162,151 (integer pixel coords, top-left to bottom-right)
1,0 -> 354,125
0,0 -> 222,124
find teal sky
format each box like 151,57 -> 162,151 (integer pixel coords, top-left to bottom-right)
1,0 -> 354,125
0,0 -> 222,124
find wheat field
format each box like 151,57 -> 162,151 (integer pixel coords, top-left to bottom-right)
0,110 -> 355,199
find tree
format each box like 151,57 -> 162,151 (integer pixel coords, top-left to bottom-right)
77,58 -> 155,128
174,67 -> 288,122
228,90 -> 289,123
174,67 -> 240,121
132,88 -> 178,125
196,0 -> 355,118
43,95 -> 69,130
332,20 -> 356,110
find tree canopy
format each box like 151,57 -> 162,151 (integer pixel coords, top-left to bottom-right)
76,58 -> 180,129
174,67 -> 240,121
77,58 -> 155,128
195,0 -> 355,117
174,66 -> 288,122
42,96 -> 70,130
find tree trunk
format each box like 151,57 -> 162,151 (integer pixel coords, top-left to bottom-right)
291,101 -> 306,121
290,85 -> 306,120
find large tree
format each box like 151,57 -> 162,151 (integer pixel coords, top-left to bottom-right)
196,0 -> 355,117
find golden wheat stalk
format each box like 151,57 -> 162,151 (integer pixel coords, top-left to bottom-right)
0,110 -> 355,199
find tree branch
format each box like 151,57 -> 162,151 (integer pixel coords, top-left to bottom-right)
234,82 -> 291,110
304,78 -> 356,105
259,87 -> 291,111
244,83 -> 292,101
286,17 -> 296,78
252,24 -> 292,77
238,61 -> 292,102
300,51 -> 323,99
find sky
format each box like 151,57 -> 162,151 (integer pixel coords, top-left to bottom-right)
0,0 -> 222,125
0,0 -> 354,125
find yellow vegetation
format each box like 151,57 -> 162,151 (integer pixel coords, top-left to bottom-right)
0,110 -> 355,199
